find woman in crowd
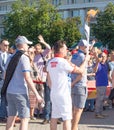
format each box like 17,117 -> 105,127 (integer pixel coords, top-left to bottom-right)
28,46 -> 41,120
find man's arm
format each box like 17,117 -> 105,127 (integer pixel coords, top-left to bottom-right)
38,35 -> 51,49
72,53 -> 90,74
24,71 -> 43,103
93,59 -> 99,73
93,51 -> 101,73
71,74 -> 82,87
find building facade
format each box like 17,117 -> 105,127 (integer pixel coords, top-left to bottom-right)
0,0 -> 114,39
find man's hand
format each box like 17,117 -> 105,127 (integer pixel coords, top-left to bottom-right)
38,35 -> 51,49
36,94 -> 43,104
38,35 -> 45,44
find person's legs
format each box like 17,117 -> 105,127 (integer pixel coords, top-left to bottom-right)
50,118 -> 57,130
72,86 -> 87,130
72,107 -> 83,130
30,107 -> 35,119
19,118 -> 29,130
89,99 -> 95,111
95,87 -> 107,115
6,116 -> 16,130
63,119 -> 71,130
84,99 -> 89,111
43,84 -> 51,123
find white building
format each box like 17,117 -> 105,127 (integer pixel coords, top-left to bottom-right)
0,0 -> 114,39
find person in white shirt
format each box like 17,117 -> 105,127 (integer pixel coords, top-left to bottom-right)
47,40 -> 89,130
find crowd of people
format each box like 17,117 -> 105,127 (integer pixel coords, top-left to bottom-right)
0,35 -> 114,130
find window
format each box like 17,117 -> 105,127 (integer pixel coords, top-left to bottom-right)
52,0 -> 61,5
0,5 -> 7,11
85,0 -> 93,2
73,10 -> 80,17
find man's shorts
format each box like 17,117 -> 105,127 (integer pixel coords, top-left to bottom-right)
51,94 -> 72,121
72,86 -> 88,109
7,93 -> 30,118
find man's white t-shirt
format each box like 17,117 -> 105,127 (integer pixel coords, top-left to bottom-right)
47,57 -> 74,97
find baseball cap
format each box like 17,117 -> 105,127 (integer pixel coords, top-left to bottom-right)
103,49 -> 108,55
15,36 -> 33,45
93,42 -> 102,49
78,39 -> 88,47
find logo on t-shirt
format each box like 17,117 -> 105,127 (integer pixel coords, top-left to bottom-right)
51,62 -> 58,67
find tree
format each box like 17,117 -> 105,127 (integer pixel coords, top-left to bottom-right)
49,17 -> 81,47
91,3 -> 114,50
2,0 -> 81,47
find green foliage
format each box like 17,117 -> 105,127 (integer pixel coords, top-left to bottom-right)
50,17 -> 81,47
91,2 -> 114,50
2,0 -> 81,47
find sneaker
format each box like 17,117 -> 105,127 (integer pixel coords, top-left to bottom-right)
42,119 -> 50,124
101,114 -> 109,117
95,114 -> 105,119
90,109 -> 94,112
0,118 -> 7,123
84,108 -> 89,112
30,116 -> 36,120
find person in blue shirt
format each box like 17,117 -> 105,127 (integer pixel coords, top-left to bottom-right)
71,39 -> 89,130
93,51 -> 109,119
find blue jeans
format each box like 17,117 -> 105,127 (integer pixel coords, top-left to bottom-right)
85,99 -> 95,110
43,84 -> 51,120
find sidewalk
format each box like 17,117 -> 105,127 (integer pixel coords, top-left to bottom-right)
0,107 -> 114,130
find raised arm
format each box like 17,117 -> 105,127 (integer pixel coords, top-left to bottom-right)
38,35 -> 51,49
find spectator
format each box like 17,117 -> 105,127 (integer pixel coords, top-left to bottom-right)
71,39 -> 89,130
5,36 -> 42,130
108,50 -> 114,107
28,47 -> 41,120
34,35 -> 51,117
84,57 -> 95,112
93,51 -> 109,119
0,39 -> 10,121
42,51 -> 53,124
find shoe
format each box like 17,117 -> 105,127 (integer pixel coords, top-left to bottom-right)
39,113 -> 44,119
42,119 -> 50,124
15,117 -> 21,123
89,109 -> 94,112
14,123 -> 16,127
95,114 -> 105,119
57,120 -> 62,124
101,114 -> 109,117
30,116 -> 36,120
84,108 -> 89,112
0,118 -> 7,123
103,106 -> 106,110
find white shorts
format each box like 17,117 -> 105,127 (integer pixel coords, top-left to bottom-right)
51,94 -> 72,121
